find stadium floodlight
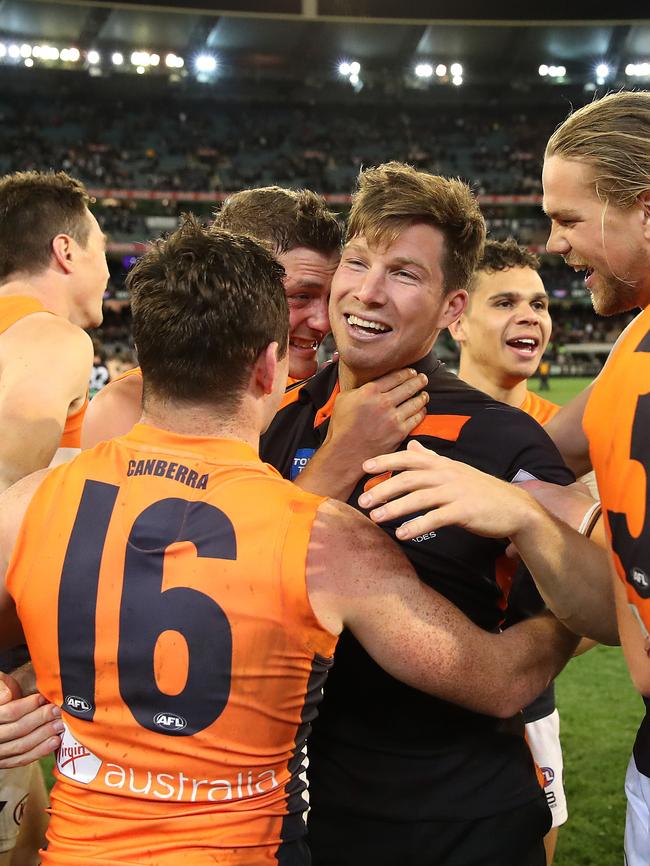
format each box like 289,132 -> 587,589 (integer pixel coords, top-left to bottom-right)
625,63 -> 635,75
435,63 -> 447,77
195,54 -> 217,74
349,61 -> 361,75
24,58 -> 33,67
87,50 -> 100,65
349,73 -> 360,85
112,52 -> 124,66
131,51 -> 152,66
415,63 -> 433,78
0,45 -> 6,58
136,65 -> 145,74
150,53 -> 160,66
338,61 -> 351,76
8,45 -> 20,59
20,44 -> 32,58
68,48 -> 80,62
452,75 -> 463,86
539,64 -> 549,76
596,63 -> 609,79
556,65 -> 566,77
642,63 -> 650,76
175,57 -> 184,68
36,45 -> 57,60
450,62 -> 463,77
548,65 -> 557,76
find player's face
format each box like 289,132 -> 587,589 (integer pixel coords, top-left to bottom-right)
278,247 -> 339,380
454,267 -> 551,384
330,224 -> 466,384
543,155 -> 650,315
72,210 -> 109,328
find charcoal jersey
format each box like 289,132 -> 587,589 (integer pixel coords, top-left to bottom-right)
583,305 -> 650,777
261,352 -> 574,821
6,424 -> 336,865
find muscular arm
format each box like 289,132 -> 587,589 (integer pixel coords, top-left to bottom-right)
294,369 -> 428,500
358,442 -> 617,644
0,317 -> 92,491
308,499 -> 579,719
81,369 -> 143,448
544,384 -> 593,477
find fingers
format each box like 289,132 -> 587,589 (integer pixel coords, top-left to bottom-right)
393,504 -> 462,540
383,373 -> 429,407
0,730 -> 62,769
0,695 -> 62,743
0,673 -> 22,703
372,368 -> 427,395
363,446 -> 442,477
360,470 -> 441,509
395,393 -> 429,429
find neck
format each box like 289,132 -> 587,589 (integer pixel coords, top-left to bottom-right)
458,355 -> 529,408
140,396 -> 261,450
0,274 -> 70,320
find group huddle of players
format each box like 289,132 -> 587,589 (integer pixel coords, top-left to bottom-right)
0,89 -> 645,866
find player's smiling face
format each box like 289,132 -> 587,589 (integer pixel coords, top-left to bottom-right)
278,246 -> 339,380
543,155 -> 650,315
452,267 -> 552,383
330,224 -> 467,385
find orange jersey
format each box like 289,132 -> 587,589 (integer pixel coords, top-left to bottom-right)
7,424 -> 336,865
113,365 -> 142,384
584,306 -> 650,632
0,295 -> 87,447
519,390 -> 560,426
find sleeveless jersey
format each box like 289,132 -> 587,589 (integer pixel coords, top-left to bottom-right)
519,390 -> 560,426
584,307 -> 650,775
7,424 -> 336,865
0,296 -> 87,447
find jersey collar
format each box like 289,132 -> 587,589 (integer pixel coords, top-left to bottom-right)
122,423 -> 261,464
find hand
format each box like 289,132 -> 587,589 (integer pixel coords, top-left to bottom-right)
325,368 -> 429,466
358,440 -> 535,541
0,671 -> 63,769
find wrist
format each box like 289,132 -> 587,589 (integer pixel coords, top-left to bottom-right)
509,491 -> 547,542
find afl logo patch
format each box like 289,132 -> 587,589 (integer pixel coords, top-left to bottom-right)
64,695 -> 93,715
153,712 -> 187,732
629,567 -> 650,600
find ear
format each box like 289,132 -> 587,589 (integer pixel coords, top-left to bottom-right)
252,342 -> 280,396
640,191 -> 650,238
51,233 -> 75,275
437,289 -> 468,330
448,313 -> 466,343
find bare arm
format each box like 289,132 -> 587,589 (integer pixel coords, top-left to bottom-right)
544,384 -> 593,477
0,318 -> 92,491
81,369 -> 143,448
294,368 -> 428,500
358,442 -> 617,644
0,469 -> 65,766
307,499 -> 578,719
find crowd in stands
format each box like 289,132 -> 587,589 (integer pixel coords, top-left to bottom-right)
0,93 -> 561,197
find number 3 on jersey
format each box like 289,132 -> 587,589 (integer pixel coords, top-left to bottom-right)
57,479 -> 236,736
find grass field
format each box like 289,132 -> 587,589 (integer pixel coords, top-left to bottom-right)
42,377 -> 635,864
528,375 -> 636,865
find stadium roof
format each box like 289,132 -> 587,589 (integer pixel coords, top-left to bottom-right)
5,0 -> 650,86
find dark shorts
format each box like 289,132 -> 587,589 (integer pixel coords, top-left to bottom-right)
307,795 -> 551,866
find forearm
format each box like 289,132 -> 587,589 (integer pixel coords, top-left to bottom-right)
492,612 -> 579,716
511,501 -> 618,644
294,442 -> 362,500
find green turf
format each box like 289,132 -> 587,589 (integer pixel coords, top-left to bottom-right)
528,376 -> 593,406
555,646 -> 640,866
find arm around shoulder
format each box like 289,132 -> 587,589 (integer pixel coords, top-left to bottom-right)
81,370 -> 143,448
306,498 -> 579,718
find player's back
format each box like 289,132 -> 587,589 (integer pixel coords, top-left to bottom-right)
7,423 -> 336,865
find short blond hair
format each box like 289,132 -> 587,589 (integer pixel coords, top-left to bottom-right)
346,161 -> 486,293
546,91 -> 650,208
